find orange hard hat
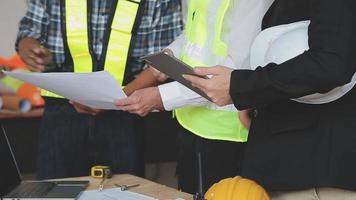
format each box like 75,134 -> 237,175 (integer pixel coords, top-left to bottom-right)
205,176 -> 270,200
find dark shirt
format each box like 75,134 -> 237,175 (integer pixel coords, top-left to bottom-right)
230,0 -> 356,190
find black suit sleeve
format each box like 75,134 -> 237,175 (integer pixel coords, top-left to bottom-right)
230,0 -> 356,110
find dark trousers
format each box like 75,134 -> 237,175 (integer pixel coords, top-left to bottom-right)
36,99 -> 144,179
176,127 -> 246,194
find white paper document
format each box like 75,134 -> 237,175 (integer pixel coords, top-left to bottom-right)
78,188 -> 156,200
4,71 -> 126,110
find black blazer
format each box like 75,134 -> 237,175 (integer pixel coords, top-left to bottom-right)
230,0 -> 356,190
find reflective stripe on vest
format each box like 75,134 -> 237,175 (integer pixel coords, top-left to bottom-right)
175,0 -> 248,142
41,0 -> 141,98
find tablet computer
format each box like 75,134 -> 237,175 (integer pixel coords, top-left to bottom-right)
141,51 -> 211,101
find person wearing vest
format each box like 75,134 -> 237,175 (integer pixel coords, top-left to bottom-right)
115,0 -> 273,193
16,0 -> 182,179
184,0 -> 356,199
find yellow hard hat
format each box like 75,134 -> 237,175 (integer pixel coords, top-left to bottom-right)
205,176 -> 270,200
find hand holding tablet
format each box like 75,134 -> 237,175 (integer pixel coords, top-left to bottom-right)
141,51 -> 211,101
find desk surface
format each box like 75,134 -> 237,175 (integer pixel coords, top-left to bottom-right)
0,108 -> 43,119
67,174 -> 193,200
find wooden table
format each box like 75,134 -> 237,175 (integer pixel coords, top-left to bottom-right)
67,174 -> 193,200
0,108 -> 43,119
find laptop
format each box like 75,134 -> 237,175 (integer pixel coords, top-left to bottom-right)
0,124 -> 89,199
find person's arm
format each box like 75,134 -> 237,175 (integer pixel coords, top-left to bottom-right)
230,0 -> 356,110
115,81 -> 209,117
16,0 -> 52,72
158,81 -> 209,111
161,0 -> 272,111
122,0 -> 185,95
186,0 -> 356,110
72,66 -> 164,115
123,67 -> 166,95
113,0 -> 184,115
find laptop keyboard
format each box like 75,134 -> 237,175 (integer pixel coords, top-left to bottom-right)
6,181 -> 55,198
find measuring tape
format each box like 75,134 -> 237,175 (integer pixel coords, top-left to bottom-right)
91,165 -> 113,179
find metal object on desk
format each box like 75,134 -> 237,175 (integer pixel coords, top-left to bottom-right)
98,179 -> 106,192
90,165 -> 112,192
114,183 -> 140,191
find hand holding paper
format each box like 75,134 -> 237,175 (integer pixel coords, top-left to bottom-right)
114,87 -> 164,117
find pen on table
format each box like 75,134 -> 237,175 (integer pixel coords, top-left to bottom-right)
114,183 -> 140,191
99,178 -> 106,192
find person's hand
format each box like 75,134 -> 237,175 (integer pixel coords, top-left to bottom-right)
148,66 -> 168,82
183,66 -> 234,106
114,87 -> 164,117
69,101 -> 103,115
18,37 -> 53,72
148,48 -> 173,82
239,110 -> 251,129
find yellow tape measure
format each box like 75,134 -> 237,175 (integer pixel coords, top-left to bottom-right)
91,166 -> 113,179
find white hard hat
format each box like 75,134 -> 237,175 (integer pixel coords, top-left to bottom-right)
250,20 -> 356,104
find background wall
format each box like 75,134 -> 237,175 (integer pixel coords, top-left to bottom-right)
0,0 -> 27,57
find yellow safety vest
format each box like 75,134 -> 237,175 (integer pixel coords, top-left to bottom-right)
175,0 -> 248,142
42,0 -> 143,98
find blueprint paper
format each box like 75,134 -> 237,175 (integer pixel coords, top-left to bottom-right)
4,71 -> 126,110
78,188 -> 156,200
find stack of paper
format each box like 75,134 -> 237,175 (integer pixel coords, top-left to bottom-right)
78,188 -> 156,200
4,71 -> 126,110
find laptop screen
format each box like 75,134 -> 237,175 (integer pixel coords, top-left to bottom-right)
0,124 -> 21,197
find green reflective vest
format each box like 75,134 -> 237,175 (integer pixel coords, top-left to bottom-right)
175,0 -> 248,142
42,0 -> 143,98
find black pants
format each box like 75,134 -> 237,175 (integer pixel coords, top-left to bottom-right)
176,127 -> 246,194
37,99 -> 144,179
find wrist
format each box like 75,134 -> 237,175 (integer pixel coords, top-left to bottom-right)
152,87 -> 164,111
149,67 -> 168,83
